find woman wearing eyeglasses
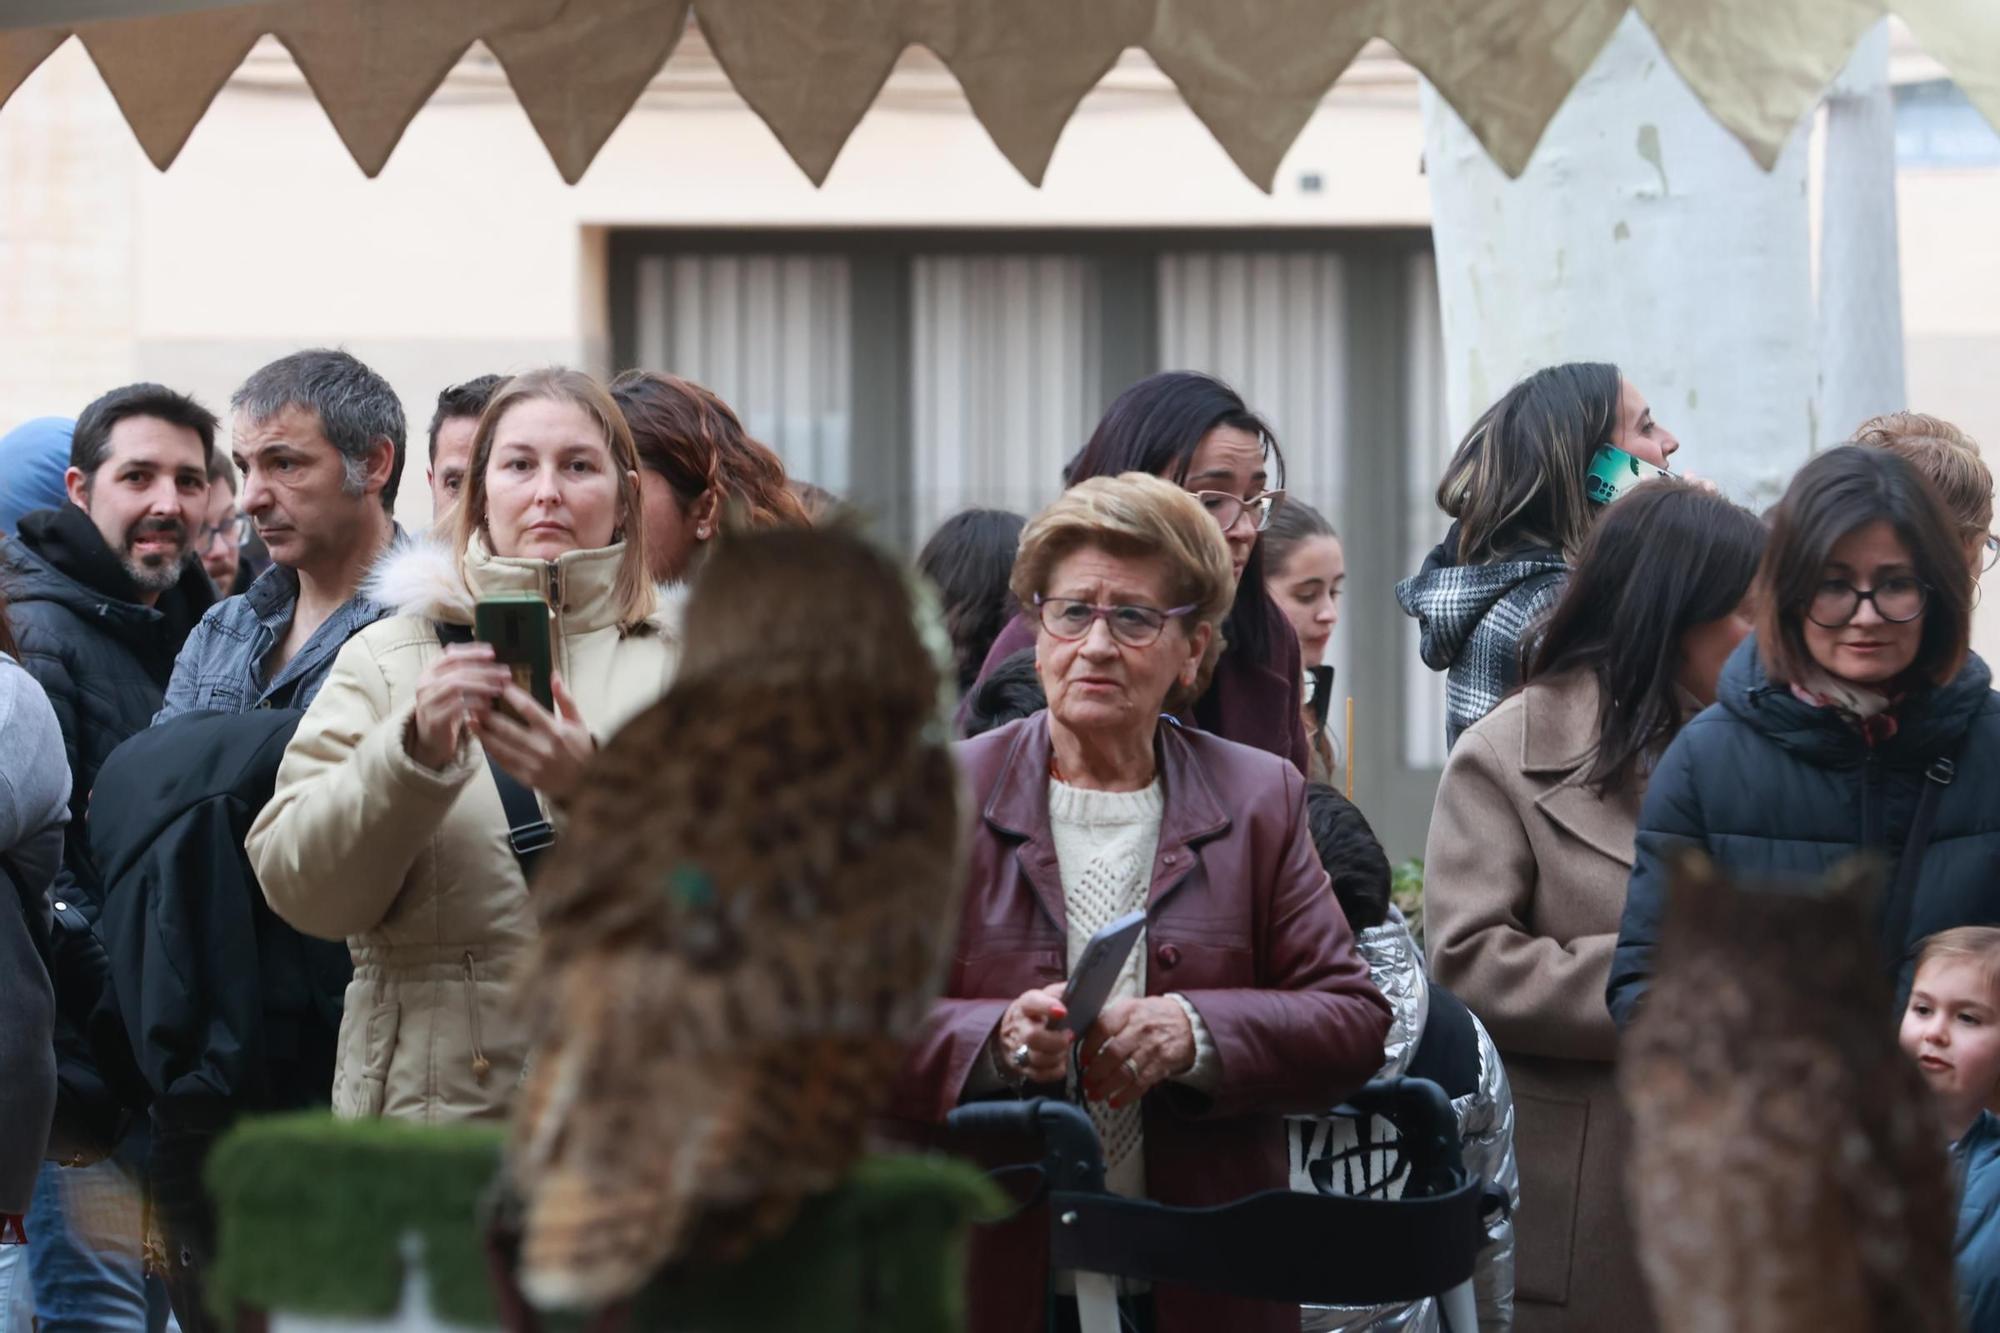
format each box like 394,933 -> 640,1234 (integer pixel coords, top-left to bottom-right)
1609,446 -> 2000,1028
965,371 -> 1311,772
891,473 -> 1389,1333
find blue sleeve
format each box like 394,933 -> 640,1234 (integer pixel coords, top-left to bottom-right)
1607,725 -> 1709,1029
154,607 -> 218,726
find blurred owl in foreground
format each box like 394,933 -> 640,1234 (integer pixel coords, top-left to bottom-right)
1619,853 -> 1957,1333
507,523 -> 964,1310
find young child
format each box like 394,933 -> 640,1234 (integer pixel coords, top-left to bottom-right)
1293,784 -> 1518,1332
1902,927 -> 2000,1329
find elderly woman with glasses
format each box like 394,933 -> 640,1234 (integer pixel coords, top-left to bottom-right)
964,371 -> 1310,772
1609,446 -> 2000,1026
890,472 -> 1390,1333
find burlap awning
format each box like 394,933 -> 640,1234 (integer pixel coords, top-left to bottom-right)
2,0 -> 1995,188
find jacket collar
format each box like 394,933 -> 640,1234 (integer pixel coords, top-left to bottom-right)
369,531 -> 646,637
1720,633 -> 1995,769
982,714 -> 1232,933
1518,668 -> 1604,775
1516,670 -> 1640,868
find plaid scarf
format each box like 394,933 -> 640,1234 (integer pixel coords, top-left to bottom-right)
1398,537 -> 1569,749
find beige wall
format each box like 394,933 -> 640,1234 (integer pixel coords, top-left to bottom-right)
2,27 -> 1995,559
0,35 -> 1429,531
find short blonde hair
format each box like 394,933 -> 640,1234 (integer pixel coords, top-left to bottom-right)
1010,472 -> 1233,635
454,367 -> 656,629
1852,412 -> 1993,543
1914,926 -> 2000,1008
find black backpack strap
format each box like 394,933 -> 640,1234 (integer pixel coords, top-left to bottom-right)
1881,754 -> 1957,972
433,622 -> 555,882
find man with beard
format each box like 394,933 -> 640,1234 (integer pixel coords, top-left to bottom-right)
157,348 -> 405,720
0,381 -> 216,1333
1,382 -> 217,889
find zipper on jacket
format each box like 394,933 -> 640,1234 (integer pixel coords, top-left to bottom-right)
544,560 -> 567,680
1861,755 -> 1882,850
462,951 -> 491,1083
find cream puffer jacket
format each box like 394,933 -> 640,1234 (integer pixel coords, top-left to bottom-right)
246,535 -> 680,1123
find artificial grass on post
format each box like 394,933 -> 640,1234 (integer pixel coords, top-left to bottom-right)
205,1112 -> 1007,1332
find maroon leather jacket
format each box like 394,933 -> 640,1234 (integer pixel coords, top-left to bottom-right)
967,593 -> 1312,774
886,715 -> 1390,1333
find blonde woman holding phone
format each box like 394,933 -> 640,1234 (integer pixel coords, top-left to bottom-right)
248,368 -> 677,1124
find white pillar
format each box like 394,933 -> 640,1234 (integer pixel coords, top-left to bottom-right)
1816,20 -> 1907,443
1423,10 -> 1816,512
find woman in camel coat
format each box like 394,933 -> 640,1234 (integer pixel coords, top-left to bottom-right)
1423,481 -> 1762,1331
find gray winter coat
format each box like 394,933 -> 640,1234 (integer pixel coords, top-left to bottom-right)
1294,910 -> 1519,1330
0,651 -> 70,1212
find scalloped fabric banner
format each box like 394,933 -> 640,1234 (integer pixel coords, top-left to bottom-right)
1,0 -> 1995,187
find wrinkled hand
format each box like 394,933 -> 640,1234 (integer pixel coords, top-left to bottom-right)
468,673 -> 594,803
990,982 -> 1073,1086
409,644 -> 512,771
1080,996 -> 1194,1110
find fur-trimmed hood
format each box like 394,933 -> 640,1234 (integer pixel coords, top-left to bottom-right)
365,532 -> 683,641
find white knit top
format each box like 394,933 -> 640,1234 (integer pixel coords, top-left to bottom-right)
1047,777 -> 1219,1199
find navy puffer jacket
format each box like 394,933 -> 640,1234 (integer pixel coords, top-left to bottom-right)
1608,634 -> 2000,1026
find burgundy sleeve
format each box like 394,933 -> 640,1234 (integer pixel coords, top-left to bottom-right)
887,996 -> 1012,1124
1174,764 -> 1390,1119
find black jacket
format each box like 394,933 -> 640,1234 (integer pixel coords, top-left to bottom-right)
1608,636 -> 2000,1026
0,504 -> 214,902
0,503 -> 214,1154
91,708 -> 351,1328
91,708 -> 350,1123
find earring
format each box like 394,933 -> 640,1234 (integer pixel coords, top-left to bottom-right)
696,524 -> 711,540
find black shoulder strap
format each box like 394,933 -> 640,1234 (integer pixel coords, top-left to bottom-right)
1881,754 -> 1958,974
433,622 -> 555,882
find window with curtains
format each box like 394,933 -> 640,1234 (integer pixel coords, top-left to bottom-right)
608,230 -> 1449,862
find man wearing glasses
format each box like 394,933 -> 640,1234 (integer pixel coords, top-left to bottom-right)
155,349 -> 407,722
198,451 -> 253,596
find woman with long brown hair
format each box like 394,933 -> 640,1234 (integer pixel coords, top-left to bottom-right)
608,371 -> 810,583
1398,363 -> 1682,749
249,367 -> 678,1124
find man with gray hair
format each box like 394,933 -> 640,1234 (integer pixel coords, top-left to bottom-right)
157,347 -> 406,720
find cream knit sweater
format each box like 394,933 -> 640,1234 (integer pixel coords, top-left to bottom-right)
1046,778 -> 1219,1199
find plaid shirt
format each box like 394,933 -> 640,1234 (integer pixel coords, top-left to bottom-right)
154,531 -> 402,723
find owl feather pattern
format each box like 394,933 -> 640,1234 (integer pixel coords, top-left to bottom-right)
507,524 -> 964,1310
1619,853 -> 1959,1333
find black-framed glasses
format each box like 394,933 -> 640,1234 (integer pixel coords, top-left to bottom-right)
198,514 -> 248,548
1806,577 -> 1930,628
1191,489 -> 1286,533
1982,534 -> 1998,573
1033,594 -> 1196,648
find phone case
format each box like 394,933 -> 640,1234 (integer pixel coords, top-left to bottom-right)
1585,444 -> 1669,506
473,593 -> 555,713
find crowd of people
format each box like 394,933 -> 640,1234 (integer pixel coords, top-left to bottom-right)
1,347 -> 1997,1333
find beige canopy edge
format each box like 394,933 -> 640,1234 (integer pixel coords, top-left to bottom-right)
0,0 -> 1995,188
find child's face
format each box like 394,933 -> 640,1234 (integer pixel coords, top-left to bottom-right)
1900,957 -> 2000,1114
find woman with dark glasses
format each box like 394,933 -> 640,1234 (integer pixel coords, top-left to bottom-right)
1609,445 -> 2000,1025
964,371 -> 1310,772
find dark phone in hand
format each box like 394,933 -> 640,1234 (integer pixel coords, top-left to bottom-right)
473,593 -> 555,715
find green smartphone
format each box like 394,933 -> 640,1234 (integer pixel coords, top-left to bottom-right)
473,593 -> 554,715
1585,444 -> 1670,506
